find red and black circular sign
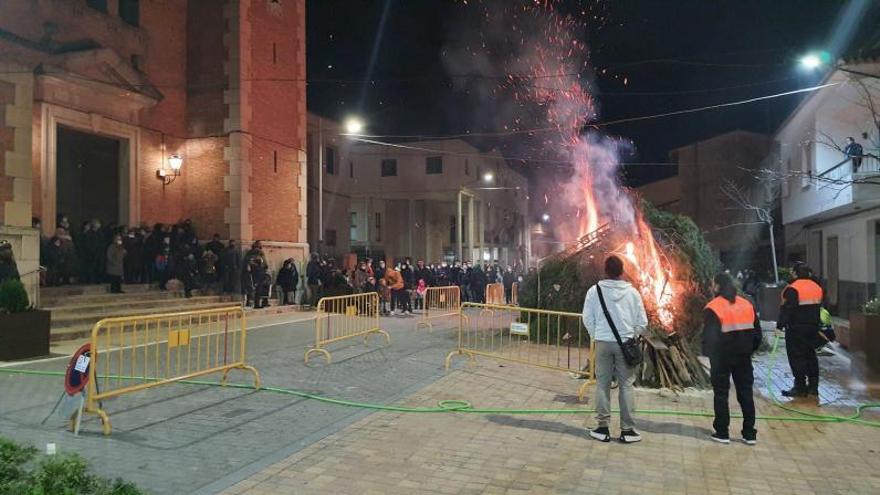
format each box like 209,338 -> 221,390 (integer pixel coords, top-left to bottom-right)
64,343 -> 92,396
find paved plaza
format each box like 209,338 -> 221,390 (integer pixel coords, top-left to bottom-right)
1,312 -> 879,494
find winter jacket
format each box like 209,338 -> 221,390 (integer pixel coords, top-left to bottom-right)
581,279 -> 648,342
414,266 -> 434,287
105,244 -> 126,277
276,265 -> 298,292
384,268 -> 404,290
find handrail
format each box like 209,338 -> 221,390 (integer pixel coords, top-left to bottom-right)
818,153 -> 880,178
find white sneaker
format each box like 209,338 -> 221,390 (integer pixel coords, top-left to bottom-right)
619,429 -> 642,443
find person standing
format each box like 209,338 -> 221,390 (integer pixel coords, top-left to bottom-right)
306,253 -> 322,308
276,258 -> 299,305
414,260 -> 433,288
0,240 -> 20,284
502,266 -> 516,304
105,234 -> 126,294
777,264 -> 824,397
205,233 -> 224,257
383,264 -> 405,316
703,273 -> 762,445
844,136 -> 864,172
582,255 -> 648,443
220,240 -> 240,294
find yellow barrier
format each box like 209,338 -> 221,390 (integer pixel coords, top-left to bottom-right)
305,292 -> 389,364
510,282 -> 518,306
85,306 -> 260,435
416,286 -> 466,331
485,283 -> 504,305
446,303 -> 595,398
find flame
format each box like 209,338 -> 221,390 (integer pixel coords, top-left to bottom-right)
573,179 -> 678,329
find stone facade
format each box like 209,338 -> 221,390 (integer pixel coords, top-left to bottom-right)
306,114 -> 532,267
0,0 -> 308,290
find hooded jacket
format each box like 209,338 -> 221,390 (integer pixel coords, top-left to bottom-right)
581,279 -> 648,342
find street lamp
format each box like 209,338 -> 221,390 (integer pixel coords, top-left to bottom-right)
482,171 -> 494,184
799,50 -> 879,80
799,53 -> 823,70
344,116 -> 365,135
541,213 -> 550,222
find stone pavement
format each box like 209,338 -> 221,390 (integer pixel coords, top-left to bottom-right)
220,356 -> 880,495
1,310 -> 879,494
0,311 -> 462,494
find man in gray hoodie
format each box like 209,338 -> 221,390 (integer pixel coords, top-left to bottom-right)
582,255 -> 648,443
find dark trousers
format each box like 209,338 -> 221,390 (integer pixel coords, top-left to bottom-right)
222,269 -> 237,293
711,353 -> 756,437
108,275 -> 122,293
504,286 -> 512,304
786,327 -> 819,390
391,288 -> 409,312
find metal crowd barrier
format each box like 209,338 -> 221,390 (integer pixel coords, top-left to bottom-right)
484,283 -> 504,305
305,292 -> 389,364
416,286 -> 466,331
85,306 -> 260,435
446,303 -> 595,395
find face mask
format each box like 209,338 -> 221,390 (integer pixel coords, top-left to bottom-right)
116,240 -> 122,245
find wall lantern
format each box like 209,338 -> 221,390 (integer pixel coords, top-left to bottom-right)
157,154 -> 183,187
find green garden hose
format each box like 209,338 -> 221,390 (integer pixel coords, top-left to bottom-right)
1,337 -> 878,427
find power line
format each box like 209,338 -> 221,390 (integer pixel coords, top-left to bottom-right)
344,82 -> 842,140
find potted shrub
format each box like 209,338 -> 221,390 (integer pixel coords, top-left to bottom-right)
850,298 -> 880,371
0,279 -> 51,360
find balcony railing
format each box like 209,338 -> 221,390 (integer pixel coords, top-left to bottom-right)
816,153 -> 880,184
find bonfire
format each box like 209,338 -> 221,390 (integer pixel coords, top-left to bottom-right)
467,2 -> 715,389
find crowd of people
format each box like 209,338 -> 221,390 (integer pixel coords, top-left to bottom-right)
32,214 -> 525,314
33,216 -> 302,306
304,255 -> 524,316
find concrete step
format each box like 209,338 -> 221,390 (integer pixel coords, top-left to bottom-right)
50,301 -> 243,342
42,289 -> 221,307
47,295 -> 237,319
40,283 -> 158,298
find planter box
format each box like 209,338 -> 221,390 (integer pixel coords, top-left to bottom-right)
850,312 -> 880,373
0,310 -> 51,361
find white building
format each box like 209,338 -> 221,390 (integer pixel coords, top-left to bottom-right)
306,113 -> 531,267
778,57 -> 880,315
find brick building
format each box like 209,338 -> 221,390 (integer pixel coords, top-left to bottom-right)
0,0 -> 308,300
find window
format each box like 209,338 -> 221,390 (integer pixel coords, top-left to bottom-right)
426,156 -> 443,175
375,212 -> 382,242
349,161 -> 354,178
381,159 -> 397,177
350,212 -> 358,241
87,0 -> 108,12
325,229 -> 337,247
465,159 -> 470,176
325,146 -> 336,175
119,0 -> 139,26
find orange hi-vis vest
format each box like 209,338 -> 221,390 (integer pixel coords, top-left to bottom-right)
705,296 -> 756,333
789,279 -> 823,305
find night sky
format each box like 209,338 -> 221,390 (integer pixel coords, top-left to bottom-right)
307,0 -> 880,186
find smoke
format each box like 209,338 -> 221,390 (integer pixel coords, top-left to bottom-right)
442,1 -> 638,245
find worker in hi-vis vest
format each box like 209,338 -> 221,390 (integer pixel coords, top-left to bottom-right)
776,263 -> 824,398
702,273 -> 762,445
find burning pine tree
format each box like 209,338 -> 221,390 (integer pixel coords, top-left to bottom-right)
446,3 -> 719,388
519,201 -> 718,389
